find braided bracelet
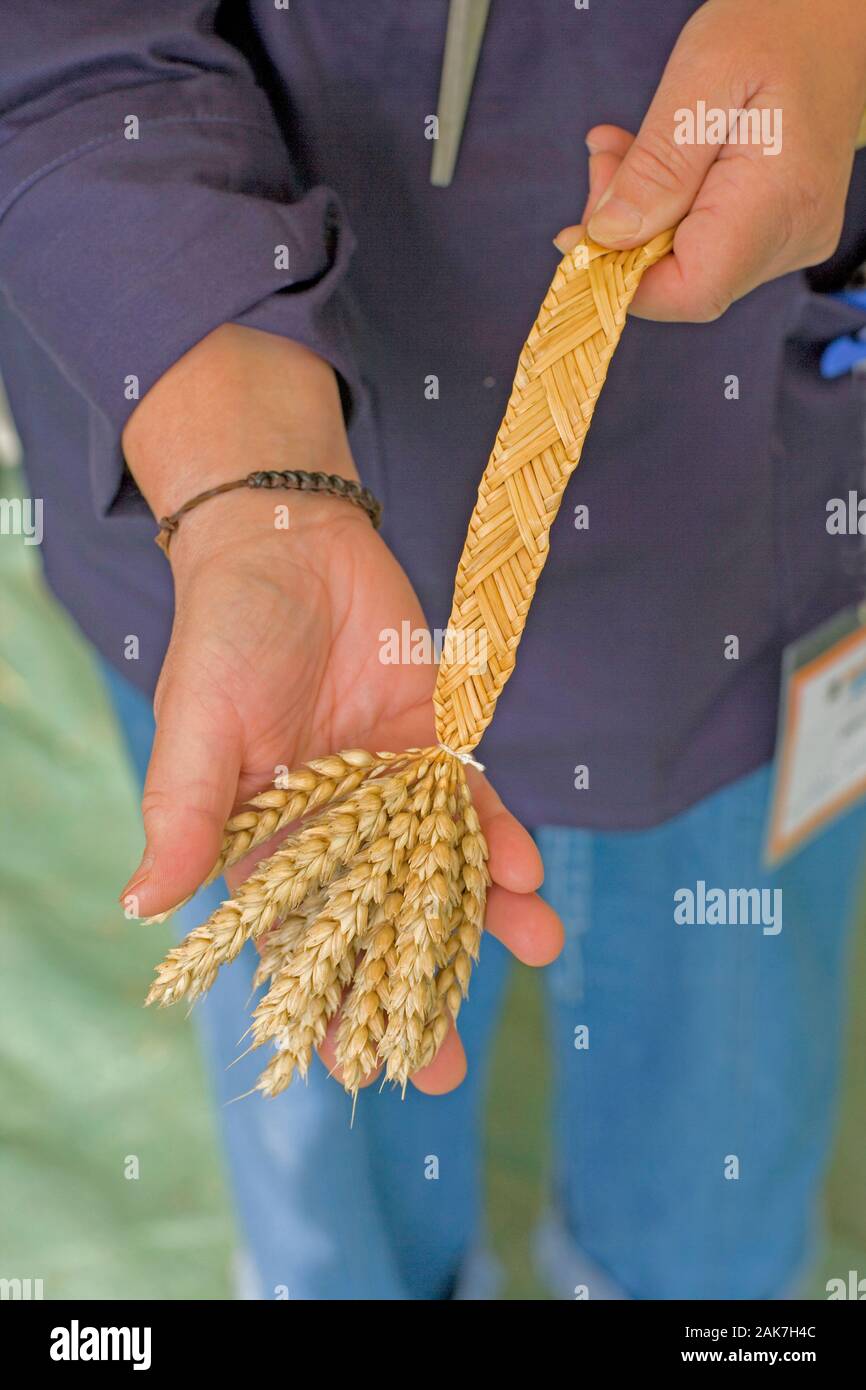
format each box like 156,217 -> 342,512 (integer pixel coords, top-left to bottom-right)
154,469 -> 382,554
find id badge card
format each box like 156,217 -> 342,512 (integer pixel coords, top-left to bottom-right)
765,602 -> 866,866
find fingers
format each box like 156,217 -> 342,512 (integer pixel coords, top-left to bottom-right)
562,22 -> 850,320
318,1011 -> 379,1091
320,885 -> 561,1096
585,124 -> 634,163
583,130 -> 633,225
552,222 -> 585,256
318,1007 -> 467,1094
468,768 -> 544,894
484,883 -> 563,966
583,148 -> 627,224
410,1025 -> 467,1094
317,883 -> 562,1095
226,761 -> 547,903
583,23 -> 741,249
628,154 -> 789,322
554,126 -> 799,323
119,672 -> 243,917
554,129 -> 633,254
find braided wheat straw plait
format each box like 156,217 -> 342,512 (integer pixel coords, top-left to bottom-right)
435,229 -> 674,752
147,230 -> 675,1098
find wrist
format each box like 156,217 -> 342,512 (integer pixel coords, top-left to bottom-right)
165,475 -> 374,576
122,324 -> 359,521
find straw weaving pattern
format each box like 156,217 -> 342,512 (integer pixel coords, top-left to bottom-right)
433,229 -> 675,754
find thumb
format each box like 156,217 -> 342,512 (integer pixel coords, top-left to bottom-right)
119,670 -> 243,918
587,25 -> 739,247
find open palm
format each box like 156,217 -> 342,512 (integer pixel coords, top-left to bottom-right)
130,501 -> 563,1093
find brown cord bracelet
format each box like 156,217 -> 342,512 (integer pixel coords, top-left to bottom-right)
154,469 -> 383,554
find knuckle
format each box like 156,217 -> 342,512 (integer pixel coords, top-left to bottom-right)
685,276 -> 733,323
141,779 -> 220,827
807,232 -> 841,268
626,130 -> 695,199
788,179 -> 844,266
805,212 -> 844,267
140,784 -> 174,824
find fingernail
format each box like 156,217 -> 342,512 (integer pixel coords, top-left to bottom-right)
588,194 -> 643,244
120,852 -> 153,903
585,137 -> 603,154
553,225 -> 584,255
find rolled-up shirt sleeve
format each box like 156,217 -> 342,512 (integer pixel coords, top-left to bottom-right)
0,0 -> 359,517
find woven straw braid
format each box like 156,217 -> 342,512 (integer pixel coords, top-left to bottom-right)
433,229 -> 675,754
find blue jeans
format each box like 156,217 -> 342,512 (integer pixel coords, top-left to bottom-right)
104,661 -> 866,1300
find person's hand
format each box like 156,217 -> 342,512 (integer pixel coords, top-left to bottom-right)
119,324 -> 563,1094
555,0 -> 866,321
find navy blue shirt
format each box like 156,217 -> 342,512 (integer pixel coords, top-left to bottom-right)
2,0 -> 865,828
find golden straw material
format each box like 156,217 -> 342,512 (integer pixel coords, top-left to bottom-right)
145,231 -> 674,1099
433,229 -> 675,754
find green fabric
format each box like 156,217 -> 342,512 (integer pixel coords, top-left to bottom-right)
0,468 -> 233,1299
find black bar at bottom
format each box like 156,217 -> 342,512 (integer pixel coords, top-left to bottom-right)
2,1295 -> 863,1373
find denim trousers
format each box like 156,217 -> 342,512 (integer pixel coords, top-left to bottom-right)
104,660 -> 866,1299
